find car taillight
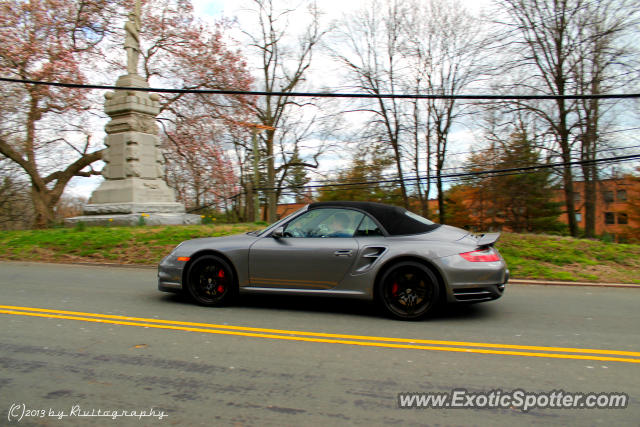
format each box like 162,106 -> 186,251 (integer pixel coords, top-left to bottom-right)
459,248 -> 500,262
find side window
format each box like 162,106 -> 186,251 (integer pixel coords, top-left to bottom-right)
355,215 -> 384,237
284,208 -> 364,238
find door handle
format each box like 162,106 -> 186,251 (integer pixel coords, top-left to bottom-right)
334,250 -> 353,257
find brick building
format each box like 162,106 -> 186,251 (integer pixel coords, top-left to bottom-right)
559,176 -> 639,242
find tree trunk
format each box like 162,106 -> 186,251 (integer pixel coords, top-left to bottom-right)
556,95 -> 578,237
561,155 -> 578,236
582,94 -> 599,238
583,172 -> 597,237
266,130 -> 277,223
423,115 -> 433,218
436,134 -> 446,224
31,186 -> 55,229
437,168 -> 445,224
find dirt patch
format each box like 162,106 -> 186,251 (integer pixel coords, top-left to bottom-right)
555,262 -> 640,284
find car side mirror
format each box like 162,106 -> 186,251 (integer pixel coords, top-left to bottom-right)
272,226 -> 284,238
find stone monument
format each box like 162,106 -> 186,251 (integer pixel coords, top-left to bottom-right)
67,2 -> 199,226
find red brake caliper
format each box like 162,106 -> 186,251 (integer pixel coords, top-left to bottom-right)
216,269 -> 225,293
391,283 -> 398,296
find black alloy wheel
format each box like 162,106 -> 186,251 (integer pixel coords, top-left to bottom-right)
377,261 -> 440,320
186,255 -> 236,306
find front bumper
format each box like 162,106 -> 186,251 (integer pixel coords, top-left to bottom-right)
158,256 -> 185,293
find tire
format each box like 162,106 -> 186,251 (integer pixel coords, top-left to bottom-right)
376,261 -> 440,320
185,255 -> 237,306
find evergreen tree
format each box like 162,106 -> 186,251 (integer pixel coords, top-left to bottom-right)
283,148 -> 312,203
318,145 -> 402,205
445,132 -> 564,233
490,132 -> 563,233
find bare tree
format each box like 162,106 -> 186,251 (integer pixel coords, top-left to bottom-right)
405,0 -> 495,223
333,0 -> 493,218
245,0 -> 329,222
331,0 -> 411,208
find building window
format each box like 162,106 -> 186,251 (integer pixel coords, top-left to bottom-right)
603,191 -> 614,203
575,212 -> 582,222
604,212 -> 615,225
618,213 -> 628,225
617,190 -> 627,201
574,192 -> 582,202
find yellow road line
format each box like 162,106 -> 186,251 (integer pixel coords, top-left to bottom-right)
1,304 -> 639,358
0,306 -> 639,364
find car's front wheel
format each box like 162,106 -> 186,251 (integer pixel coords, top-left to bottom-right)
185,255 -> 236,306
377,261 -> 440,320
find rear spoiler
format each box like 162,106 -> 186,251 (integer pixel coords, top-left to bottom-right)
477,232 -> 501,247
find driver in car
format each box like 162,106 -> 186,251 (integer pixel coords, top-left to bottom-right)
327,213 -> 353,237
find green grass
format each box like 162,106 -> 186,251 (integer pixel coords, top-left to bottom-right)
0,225 -> 638,283
0,223 -> 265,265
497,232 -> 640,283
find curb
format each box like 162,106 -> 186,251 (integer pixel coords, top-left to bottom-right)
69,262 -> 157,270
0,260 -> 157,270
509,279 -> 640,289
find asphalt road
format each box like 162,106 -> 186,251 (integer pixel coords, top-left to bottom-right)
0,261 -> 638,426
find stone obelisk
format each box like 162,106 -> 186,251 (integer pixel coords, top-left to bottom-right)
69,1 -> 198,226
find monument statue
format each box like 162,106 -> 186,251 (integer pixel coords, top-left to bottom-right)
124,11 -> 140,75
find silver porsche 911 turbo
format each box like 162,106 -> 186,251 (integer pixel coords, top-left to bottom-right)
158,201 -> 509,320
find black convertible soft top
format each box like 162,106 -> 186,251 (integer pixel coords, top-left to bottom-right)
308,201 -> 440,236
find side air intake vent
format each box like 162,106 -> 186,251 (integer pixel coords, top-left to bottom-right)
354,247 -> 387,273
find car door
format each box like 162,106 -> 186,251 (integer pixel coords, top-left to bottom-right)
248,208 -> 364,290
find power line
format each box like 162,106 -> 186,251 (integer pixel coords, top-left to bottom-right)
437,144 -> 640,173
254,154 -> 640,192
2,76 -> 640,100
306,144 -> 640,186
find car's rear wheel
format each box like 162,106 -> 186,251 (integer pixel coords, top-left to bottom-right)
377,261 -> 440,320
186,255 -> 236,306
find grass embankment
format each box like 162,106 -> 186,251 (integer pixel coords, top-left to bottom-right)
498,233 -> 640,284
0,225 -> 638,283
0,223 -> 265,265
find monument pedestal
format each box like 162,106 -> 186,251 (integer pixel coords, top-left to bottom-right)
66,74 -> 200,227
65,213 -> 200,227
